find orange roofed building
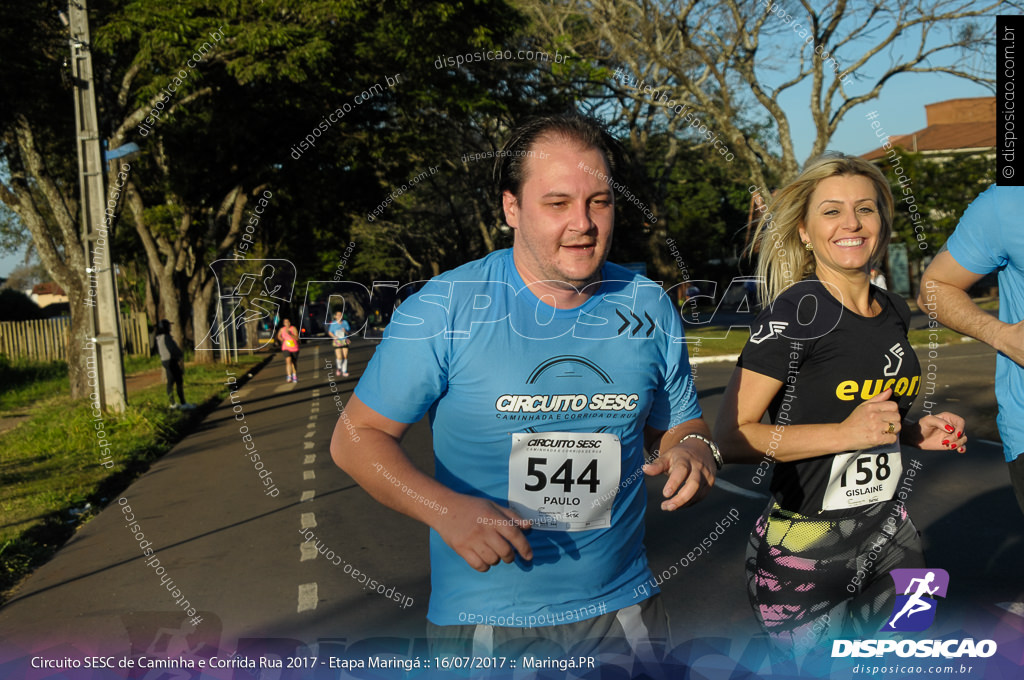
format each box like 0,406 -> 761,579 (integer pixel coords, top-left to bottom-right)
30,282 -> 68,308
860,97 -> 994,298
862,96 -> 995,160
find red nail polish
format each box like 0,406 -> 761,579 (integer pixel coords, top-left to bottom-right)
957,431 -> 962,438
944,425 -> 954,432
942,440 -> 949,446
950,443 -> 957,449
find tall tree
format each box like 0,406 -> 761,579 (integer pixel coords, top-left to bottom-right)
309,2 -> 576,284
876,148 -> 992,293
96,0 -> 350,358
518,0 -> 997,193
0,0 -> 96,396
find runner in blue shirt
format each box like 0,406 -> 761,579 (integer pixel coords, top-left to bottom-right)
920,184 -> 1024,513
327,309 -> 351,377
330,113 -> 719,660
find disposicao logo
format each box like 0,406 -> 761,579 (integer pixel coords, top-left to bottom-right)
832,567 -> 998,659
883,568 -> 949,632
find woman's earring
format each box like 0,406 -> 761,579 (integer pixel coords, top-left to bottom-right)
804,241 -> 813,251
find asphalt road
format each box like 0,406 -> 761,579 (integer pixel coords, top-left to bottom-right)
0,338 -> 1020,677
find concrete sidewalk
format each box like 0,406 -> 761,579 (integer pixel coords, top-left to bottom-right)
0,340 -> 428,659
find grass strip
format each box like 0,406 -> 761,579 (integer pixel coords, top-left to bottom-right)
0,354 -> 267,602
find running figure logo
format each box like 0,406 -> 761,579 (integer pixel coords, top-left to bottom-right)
196,258 -> 296,352
749,321 -> 789,344
883,568 -> 950,632
883,342 -> 905,377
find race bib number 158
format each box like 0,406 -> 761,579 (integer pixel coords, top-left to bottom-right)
508,432 -> 621,532
822,443 -> 902,511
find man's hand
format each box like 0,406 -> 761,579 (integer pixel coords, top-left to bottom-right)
333,396 -> 533,574
642,439 -> 715,511
433,495 -> 533,572
995,319 -> 1024,367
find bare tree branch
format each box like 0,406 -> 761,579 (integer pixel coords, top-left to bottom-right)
520,0 -> 997,183
109,86 -> 214,147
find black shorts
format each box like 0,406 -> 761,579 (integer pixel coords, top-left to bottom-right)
1009,456 -> 1024,514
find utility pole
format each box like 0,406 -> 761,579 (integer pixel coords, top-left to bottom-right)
68,0 -> 127,412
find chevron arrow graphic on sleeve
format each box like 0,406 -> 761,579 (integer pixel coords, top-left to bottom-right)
616,310 -> 630,335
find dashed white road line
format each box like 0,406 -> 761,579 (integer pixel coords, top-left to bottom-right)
297,583 -> 318,612
298,365 -> 323,617
300,542 -> 318,561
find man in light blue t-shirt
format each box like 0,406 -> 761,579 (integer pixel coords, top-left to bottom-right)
330,114 -> 719,659
920,184 -> 1024,513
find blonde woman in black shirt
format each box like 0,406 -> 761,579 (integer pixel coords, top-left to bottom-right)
714,153 -> 967,653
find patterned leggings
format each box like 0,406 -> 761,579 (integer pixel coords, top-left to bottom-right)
746,499 -> 924,654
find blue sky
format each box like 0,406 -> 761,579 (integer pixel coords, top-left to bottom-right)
0,246 -> 30,281
752,1 -> 996,163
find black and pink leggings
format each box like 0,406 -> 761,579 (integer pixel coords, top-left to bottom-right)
746,499 -> 924,654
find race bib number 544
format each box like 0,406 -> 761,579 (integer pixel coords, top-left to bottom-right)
508,432 -> 621,532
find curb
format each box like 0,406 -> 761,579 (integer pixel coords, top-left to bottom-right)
689,353 -> 740,365
686,338 -> 977,366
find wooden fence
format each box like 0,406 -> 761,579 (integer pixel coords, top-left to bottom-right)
0,313 -> 150,362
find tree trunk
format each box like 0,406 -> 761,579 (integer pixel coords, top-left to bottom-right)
0,116 -> 97,400
124,181 -> 189,350
187,185 -> 251,363
64,277 -> 95,399
190,276 -> 218,364
145,271 -> 158,333
156,269 -> 186,350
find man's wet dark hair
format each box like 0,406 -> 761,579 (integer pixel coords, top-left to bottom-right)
493,113 -> 621,219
